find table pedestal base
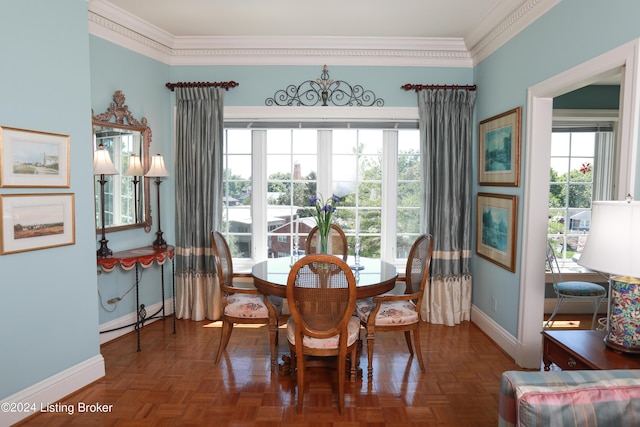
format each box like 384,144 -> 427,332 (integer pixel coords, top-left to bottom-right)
277,351 -> 363,380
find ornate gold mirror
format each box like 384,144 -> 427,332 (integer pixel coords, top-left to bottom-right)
93,90 -> 151,233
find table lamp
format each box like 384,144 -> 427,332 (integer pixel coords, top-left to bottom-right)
94,143 -> 119,257
123,154 -> 145,223
577,197 -> 640,353
145,154 -> 169,248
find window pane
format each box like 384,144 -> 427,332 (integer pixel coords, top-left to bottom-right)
226,129 -> 252,153
359,182 -> 381,207
568,184 -> 592,208
331,130 -> 383,257
397,209 -> 420,233
223,129 -> 252,258
397,182 -> 420,207
398,130 -> 419,154
551,133 -> 570,156
332,130 -> 357,154
266,129 -> 317,258
396,129 -> 421,260
570,133 -> 595,156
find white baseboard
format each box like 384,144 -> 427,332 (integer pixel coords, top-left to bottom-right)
470,304 -> 519,362
99,298 -> 174,345
0,355 -> 105,427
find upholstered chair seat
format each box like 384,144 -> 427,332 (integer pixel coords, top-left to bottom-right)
356,299 -> 419,326
287,316 -> 360,349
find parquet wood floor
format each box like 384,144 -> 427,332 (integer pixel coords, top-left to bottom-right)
18,316 -> 524,426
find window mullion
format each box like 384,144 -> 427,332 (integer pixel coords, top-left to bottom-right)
317,130 -> 332,198
253,130 -> 268,261
382,130 -> 397,263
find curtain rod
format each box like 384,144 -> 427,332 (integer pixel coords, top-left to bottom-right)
401,84 -> 477,91
165,81 -> 239,91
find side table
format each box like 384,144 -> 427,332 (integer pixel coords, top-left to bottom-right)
542,329 -> 640,371
98,245 -> 176,351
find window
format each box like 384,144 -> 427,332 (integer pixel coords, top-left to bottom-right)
222,124 -> 420,268
547,115 -> 616,270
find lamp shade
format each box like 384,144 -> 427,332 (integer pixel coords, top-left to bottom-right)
145,154 -> 169,177
577,200 -> 640,278
123,154 -> 145,176
93,144 -> 118,175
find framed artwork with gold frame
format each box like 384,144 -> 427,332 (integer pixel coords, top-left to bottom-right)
476,192 -> 517,272
478,107 -> 521,187
0,126 -> 70,188
0,193 -> 75,255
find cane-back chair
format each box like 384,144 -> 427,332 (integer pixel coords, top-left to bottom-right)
286,254 -> 359,413
355,234 -> 433,379
211,231 -> 282,371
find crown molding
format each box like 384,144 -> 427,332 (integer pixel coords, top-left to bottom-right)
88,10 -> 172,63
168,38 -> 473,67
469,0 -> 561,64
87,0 -> 560,67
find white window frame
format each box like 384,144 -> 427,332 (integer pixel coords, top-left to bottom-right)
224,106 -> 419,272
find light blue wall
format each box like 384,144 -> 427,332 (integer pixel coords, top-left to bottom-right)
473,0 -> 640,336
0,1 -> 99,399
89,37 -> 173,325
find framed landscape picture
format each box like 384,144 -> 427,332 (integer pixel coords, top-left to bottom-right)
478,107 -> 521,187
476,193 -> 517,272
0,193 -> 75,255
0,126 -> 70,188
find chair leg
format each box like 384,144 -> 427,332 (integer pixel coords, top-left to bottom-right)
337,348 -> 349,414
404,331 -> 414,355
214,320 -> 233,364
349,344 -> 358,382
295,348 -> 305,413
412,328 -> 426,372
366,329 -> 375,379
590,296 -> 604,330
544,297 -> 565,328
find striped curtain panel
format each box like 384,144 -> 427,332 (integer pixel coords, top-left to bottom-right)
418,89 -> 475,325
174,87 -> 224,321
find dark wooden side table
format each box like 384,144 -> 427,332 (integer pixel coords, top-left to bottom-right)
542,330 -> 640,371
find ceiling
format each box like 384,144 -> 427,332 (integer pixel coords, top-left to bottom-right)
104,0 -> 519,40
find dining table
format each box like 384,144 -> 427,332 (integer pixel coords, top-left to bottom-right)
251,255 -> 399,376
251,255 -> 399,298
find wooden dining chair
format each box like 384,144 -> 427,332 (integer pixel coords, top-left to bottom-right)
355,234 -> 434,379
305,224 -> 348,260
286,254 -> 360,413
211,231 -> 283,371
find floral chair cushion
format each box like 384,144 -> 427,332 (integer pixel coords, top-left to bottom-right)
355,298 -> 419,326
286,316 -> 361,349
223,293 -> 281,318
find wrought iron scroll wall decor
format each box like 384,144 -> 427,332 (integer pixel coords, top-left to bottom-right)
266,65 -> 384,107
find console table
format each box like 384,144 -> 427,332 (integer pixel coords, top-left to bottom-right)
98,245 -> 176,351
542,330 -> 640,371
